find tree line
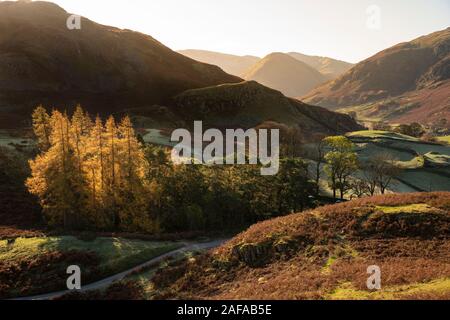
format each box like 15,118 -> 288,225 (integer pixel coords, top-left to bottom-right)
27,106 -> 151,231
27,106 -> 316,233
26,106 -> 402,233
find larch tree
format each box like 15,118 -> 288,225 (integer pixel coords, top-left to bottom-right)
32,105 -> 51,152
27,106 -> 153,232
83,115 -> 106,226
117,116 -> 152,231
28,111 -> 84,229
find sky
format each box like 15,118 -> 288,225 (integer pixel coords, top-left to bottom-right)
49,0 -> 450,63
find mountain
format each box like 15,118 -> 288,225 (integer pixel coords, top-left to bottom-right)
0,1 -> 241,128
302,28 -> 450,125
0,1 -> 361,139
177,49 -> 260,77
173,81 -> 362,140
241,53 -> 328,97
287,52 -> 354,79
178,50 -> 353,81
147,192 -> 450,300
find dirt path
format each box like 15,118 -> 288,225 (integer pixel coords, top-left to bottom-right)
13,239 -> 227,300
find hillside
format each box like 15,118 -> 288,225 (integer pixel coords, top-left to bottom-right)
177,49 -> 260,76
302,28 -> 450,125
0,1 -> 241,128
288,52 -> 354,79
242,53 -> 328,97
173,81 -> 362,140
146,192 -> 450,300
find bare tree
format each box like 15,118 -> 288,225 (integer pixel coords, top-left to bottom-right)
361,163 -> 379,196
349,178 -> 371,199
363,152 -> 401,194
313,139 -> 326,196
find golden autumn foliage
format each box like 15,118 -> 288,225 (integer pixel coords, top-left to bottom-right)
26,106 -> 154,232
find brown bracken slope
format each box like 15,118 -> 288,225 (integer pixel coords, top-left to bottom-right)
149,192 -> 450,300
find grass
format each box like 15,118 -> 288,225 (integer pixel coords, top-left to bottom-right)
0,130 -> 34,149
354,142 -> 414,162
0,236 -> 181,274
0,236 -> 181,298
436,136 -> 450,145
344,130 -> 450,192
346,130 -> 419,142
375,203 -> 437,214
142,129 -> 175,147
395,155 -> 424,169
424,152 -> 450,167
389,140 -> 450,156
329,278 -> 450,300
321,256 -> 337,275
397,170 -> 450,192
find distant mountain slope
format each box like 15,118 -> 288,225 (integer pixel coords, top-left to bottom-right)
179,50 -> 354,81
173,81 -> 362,140
177,49 -> 260,77
241,53 -> 328,97
0,1 -> 241,127
288,52 -> 354,79
302,28 -> 450,125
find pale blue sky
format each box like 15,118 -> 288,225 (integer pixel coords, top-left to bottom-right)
50,0 -> 449,63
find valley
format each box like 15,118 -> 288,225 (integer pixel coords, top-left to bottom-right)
0,0 -> 448,303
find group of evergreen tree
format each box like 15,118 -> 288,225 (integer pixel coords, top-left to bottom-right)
27,106 -> 152,231
145,149 -> 315,232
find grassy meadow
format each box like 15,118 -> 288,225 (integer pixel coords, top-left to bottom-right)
0,236 -> 180,298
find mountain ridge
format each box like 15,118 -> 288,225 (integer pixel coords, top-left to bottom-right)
0,1 -> 362,141
287,52 -> 354,79
178,49 -> 353,81
177,49 -> 260,76
241,52 -> 328,97
302,27 -> 450,125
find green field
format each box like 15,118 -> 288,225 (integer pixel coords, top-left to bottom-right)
142,129 -> 174,147
347,131 -> 450,192
0,130 -> 34,151
437,136 -> 450,145
0,236 -> 180,273
347,130 -> 420,142
304,130 -> 450,194
0,236 -> 181,298
329,278 -> 450,300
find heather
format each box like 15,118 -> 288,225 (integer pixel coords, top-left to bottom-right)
144,192 -> 450,300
